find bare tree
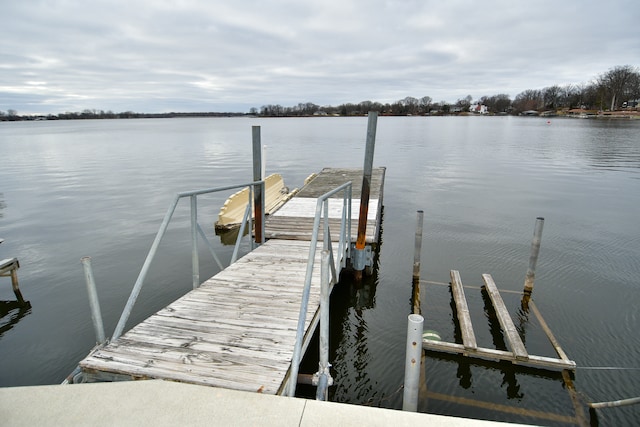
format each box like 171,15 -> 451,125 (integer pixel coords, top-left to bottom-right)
597,65 -> 640,110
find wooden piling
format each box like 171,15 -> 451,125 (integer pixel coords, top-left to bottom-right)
523,217 -> 544,294
0,257 -> 28,306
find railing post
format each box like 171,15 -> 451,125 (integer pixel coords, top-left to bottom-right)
315,250 -> 333,400
113,194 -> 180,340
523,217 -> 544,295
81,257 -> 106,345
402,313 -> 424,411
190,195 -> 199,289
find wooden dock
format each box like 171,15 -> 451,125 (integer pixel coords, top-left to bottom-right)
79,167 -> 385,394
265,167 -> 385,244
422,270 -> 576,371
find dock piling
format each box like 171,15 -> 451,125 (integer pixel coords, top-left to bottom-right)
353,111 -> 378,280
523,217 -> 544,294
81,257 -> 106,345
402,313 -> 424,411
412,210 -> 424,314
252,126 -> 265,245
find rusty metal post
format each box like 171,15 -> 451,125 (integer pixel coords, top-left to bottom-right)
353,111 -> 378,280
523,217 -> 544,294
252,126 -> 265,245
412,210 -> 424,314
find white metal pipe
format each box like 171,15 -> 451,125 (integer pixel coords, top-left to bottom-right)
402,313 -> 424,411
316,250 -> 331,401
191,195 -> 199,289
81,256 -> 106,345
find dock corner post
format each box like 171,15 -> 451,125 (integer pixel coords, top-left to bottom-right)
523,217 -> 544,295
353,111 -> 378,280
412,210 -> 424,315
402,313 -> 424,412
81,256 -> 106,345
252,126 -> 264,245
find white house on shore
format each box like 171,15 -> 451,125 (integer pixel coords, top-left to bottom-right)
469,103 -> 488,114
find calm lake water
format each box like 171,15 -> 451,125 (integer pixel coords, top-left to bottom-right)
1,116 -> 639,425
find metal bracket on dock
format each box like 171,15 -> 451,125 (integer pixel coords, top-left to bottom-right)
350,244 -> 373,272
312,365 -> 334,387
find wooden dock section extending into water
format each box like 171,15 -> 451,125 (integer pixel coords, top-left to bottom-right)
79,167 -> 385,394
422,270 -> 576,371
265,167 -> 385,244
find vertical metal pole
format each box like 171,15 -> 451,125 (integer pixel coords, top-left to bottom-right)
252,126 -> 264,244
413,210 -> 424,282
412,210 -> 424,315
316,250 -> 332,400
523,217 -> 544,294
353,111 -> 378,279
191,195 -> 199,289
81,257 -> 106,345
403,313 -> 424,411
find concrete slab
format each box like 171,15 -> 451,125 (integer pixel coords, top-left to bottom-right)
0,380 -> 533,427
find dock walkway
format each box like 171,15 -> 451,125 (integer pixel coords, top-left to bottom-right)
79,167 -> 385,394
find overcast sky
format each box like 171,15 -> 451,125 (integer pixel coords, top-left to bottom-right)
2,0 -> 638,115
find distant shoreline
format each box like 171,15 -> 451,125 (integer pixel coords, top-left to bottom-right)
2,109 -> 639,122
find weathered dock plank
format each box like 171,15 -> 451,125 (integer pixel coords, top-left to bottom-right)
481,274 -> 529,360
80,240 -> 339,394
449,270 -> 477,351
422,340 -> 576,371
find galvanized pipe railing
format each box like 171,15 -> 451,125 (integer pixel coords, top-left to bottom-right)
315,250 -> 332,400
112,180 -> 265,341
285,181 -> 352,397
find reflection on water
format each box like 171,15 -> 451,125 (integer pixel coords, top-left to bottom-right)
0,301 -> 32,339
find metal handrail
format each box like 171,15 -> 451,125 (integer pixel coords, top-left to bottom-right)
112,180 -> 265,341
285,181 -> 352,397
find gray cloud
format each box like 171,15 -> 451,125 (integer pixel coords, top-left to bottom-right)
1,0 -> 638,114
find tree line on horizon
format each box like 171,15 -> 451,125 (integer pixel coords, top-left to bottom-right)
255,65 -> 640,117
1,65 -> 638,121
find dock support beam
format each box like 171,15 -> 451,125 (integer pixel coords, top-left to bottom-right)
0,257 -> 28,306
353,111 -> 378,280
402,313 -> 424,411
523,217 -> 544,294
